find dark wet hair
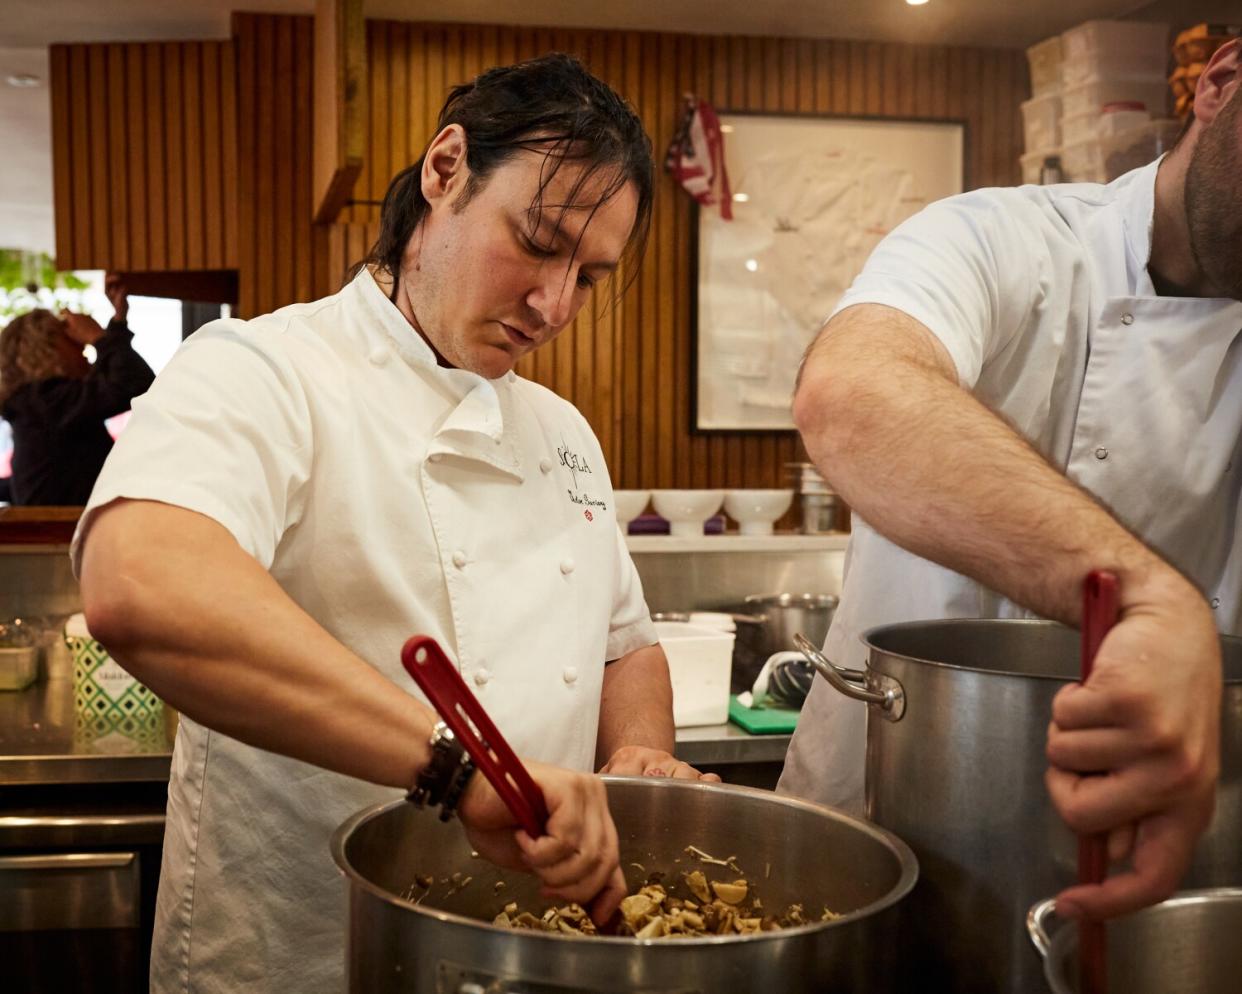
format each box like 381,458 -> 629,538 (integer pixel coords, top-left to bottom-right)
354,53 -> 653,293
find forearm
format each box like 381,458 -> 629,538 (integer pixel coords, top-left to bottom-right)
594,643 -> 675,770
795,305 -> 1197,624
80,499 -> 435,789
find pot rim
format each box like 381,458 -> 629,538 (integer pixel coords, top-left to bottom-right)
331,775 -> 918,947
744,593 -> 840,610
1034,887 -> 1242,976
861,618 -> 1242,683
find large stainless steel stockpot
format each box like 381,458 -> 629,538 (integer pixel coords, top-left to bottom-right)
1028,889 -> 1242,994
805,619 -> 1242,994
331,777 -> 917,994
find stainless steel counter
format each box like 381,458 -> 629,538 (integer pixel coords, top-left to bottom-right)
1,668 -> 787,786
0,645 -> 175,786
675,722 -> 792,766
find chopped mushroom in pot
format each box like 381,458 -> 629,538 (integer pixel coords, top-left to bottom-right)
490,846 -> 840,939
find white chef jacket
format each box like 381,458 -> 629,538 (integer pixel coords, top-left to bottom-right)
780,158 -> 1242,813
70,269 -> 657,994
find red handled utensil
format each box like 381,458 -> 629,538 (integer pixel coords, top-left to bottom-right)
401,634 -> 549,838
1078,569 -> 1118,994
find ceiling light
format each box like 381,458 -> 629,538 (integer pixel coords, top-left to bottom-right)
733,193 -> 750,202
6,74 -> 42,88
745,259 -> 759,272
906,0 -> 930,5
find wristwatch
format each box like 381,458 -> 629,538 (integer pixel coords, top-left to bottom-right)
407,721 -> 477,821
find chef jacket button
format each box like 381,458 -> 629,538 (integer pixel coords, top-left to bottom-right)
452,550 -> 467,569
473,668 -> 491,687
1094,447 -> 1108,460
429,452 -> 443,464
540,457 -> 553,474
1211,597 -> 1221,609
507,371 -> 517,383
368,347 -> 390,367
560,558 -> 575,575
563,666 -> 578,685
1120,313 -> 1134,326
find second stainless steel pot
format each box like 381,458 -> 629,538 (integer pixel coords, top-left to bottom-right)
1028,889 -> 1242,994
731,593 -> 839,693
806,619 -> 1242,994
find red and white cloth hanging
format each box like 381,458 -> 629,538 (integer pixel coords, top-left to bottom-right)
665,95 -> 733,220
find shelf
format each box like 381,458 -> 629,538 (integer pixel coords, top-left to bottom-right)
626,533 -> 850,554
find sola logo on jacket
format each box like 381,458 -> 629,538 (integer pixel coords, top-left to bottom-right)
557,437 -> 593,491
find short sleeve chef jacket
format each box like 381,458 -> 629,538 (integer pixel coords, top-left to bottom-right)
779,159 -> 1242,813
70,269 -> 657,994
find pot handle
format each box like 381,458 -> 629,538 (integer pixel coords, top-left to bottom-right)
1026,897 -> 1059,960
793,633 -> 906,722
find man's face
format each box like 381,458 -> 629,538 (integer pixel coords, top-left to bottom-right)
403,148 -> 638,380
1185,70 -> 1242,300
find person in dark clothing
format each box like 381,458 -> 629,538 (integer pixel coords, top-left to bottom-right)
0,276 -> 155,505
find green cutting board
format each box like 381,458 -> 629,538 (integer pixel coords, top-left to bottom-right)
728,695 -> 799,734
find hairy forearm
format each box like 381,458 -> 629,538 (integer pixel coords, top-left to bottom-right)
594,644 -> 675,769
80,500 -> 435,789
794,305 -> 1194,624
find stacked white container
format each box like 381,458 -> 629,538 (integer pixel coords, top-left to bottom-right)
1057,20 -> 1172,183
1020,35 -> 1063,185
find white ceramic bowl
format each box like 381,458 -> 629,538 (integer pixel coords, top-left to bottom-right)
650,489 -> 725,538
724,489 -> 795,536
613,490 -> 650,527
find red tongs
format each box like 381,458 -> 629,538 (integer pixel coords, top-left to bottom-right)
401,634 -> 549,838
1078,570 -> 1118,994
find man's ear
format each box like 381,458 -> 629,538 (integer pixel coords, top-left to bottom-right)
1193,38 -> 1242,127
420,124 -> 469,208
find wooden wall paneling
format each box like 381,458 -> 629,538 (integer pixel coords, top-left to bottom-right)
48,47 -> 74,268
163,44 -> 186,270
87,46 -> 109,267
389,21 -> 410,181
235,16 -> 256,315
598,29 -> 626,471
618,30 -> 642,487
201,44 -> 222,269
255,19 -> 276,314
293,17 -> 315,302
831,39 -> 849,115
143,45 -> 167,270
220,41 -> 239,268
636,31 -> 659,487
273,19 -> 294,307
653,30 -> 676,488
672,35 -> 697,489
105,46 -> 130,271
183,44 -> 204,270
368,21 -> 389,207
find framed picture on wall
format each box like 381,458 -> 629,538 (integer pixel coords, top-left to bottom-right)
692,112 -> 966,432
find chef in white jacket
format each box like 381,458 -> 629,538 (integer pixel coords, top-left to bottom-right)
785,40 -> 1241,921
74,55 -> 711,994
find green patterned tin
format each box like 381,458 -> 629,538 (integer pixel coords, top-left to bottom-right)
66,613 -> 163,734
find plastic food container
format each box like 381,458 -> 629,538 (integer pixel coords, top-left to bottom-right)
1026,35 -> 1063,97
655,620 -> 734,727
1101,118 -> 1183,181
1021,93 -> 1062,151
1060,20 -> 1172,88
1099,101 -> 1152,138
1061,138 -> 1105,183
1061,73 -> 1171,119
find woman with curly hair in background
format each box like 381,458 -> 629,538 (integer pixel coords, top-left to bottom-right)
0,275 -> 155,505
